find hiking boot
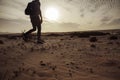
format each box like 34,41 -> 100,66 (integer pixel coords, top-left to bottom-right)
22,33 -> 28,42
37,39 -> 45,44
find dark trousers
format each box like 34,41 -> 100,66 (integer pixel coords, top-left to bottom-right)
25,15 -> 41,41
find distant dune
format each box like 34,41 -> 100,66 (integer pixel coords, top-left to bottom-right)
0,29 -> 120,80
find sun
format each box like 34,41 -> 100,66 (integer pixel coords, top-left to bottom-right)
45,7 -> 59,21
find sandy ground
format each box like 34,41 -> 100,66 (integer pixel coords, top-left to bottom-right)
0,30 -> 120,80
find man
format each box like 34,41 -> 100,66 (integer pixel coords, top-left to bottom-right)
23,0 -> 43,44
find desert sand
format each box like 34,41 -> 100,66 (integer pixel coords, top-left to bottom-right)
0,30 -> 120,80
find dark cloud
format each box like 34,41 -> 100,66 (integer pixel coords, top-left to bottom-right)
109,18 -> 120,25
100,18 -> 120,29
66,0 -> 73,2
80,9 -> 84,12
89,0 -> 120,8
61,0 -> 120,16
101,17 -> 111,22
80,14 -> 84,18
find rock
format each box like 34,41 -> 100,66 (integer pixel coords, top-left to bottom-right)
40,61 -> 46,66
90,44 -> 96,48
102,60 -> 118,66
13,70 -> 19,77
118,66 -> 120,69
0,40 -> 4,44
89,37 -> 97,42
40,47 -> 46,51
109,35 -> 118,40
68,70 -> 72,77
8,36 -> 17,40
40,63 -> 46,66
90,68 -> 93,73
30,47 -> 34,52
51,66 -> 57,71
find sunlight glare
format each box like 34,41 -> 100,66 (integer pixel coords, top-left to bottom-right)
45,7 -> 59,21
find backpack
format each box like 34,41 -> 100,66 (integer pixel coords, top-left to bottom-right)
25,1 -> 40,15
25,3 -> 32,15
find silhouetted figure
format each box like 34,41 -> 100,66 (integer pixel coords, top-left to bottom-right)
23,0 -> 43,44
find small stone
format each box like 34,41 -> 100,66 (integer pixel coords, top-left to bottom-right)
52,66 -> 56,71
91,44 -> 96,48
68,70 -> 72,77
109,35 -> 118,40
118,66 -> 120,69
40,61 -> 46,66
89,37 -> 97,42
90,68 -> 93,73
0,40 -> 4,44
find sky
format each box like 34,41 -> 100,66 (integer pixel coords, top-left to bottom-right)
0,0 -> 120,33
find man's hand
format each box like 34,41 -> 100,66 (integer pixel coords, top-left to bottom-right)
39,15 -> 43,24
40,19 -> 43,24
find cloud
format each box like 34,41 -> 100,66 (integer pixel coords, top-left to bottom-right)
109,18 -> 120,25
58,22 -> 80,32
80,14 -> 84,18
59,22 -> 80,29
101,17 -> 111,22
0,0 -> 28,20
0,18 -> 30,33
43,21 -> 80,32
0,18 -> 80,33
100,18 -> 120,30
0,0 -> 120,32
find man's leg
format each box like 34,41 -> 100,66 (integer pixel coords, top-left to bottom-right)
23,26 -> 36,41
23,19 -> 36,41
37,24 -> 45,44
25,27 -> 36,36
24,18 -> 36,36
37,24 -> 41,41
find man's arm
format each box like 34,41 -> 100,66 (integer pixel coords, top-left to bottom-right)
39,9 -> 43,23
37,1 -> 43,23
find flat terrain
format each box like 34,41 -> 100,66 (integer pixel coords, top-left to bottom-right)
0,30 -> 120,80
